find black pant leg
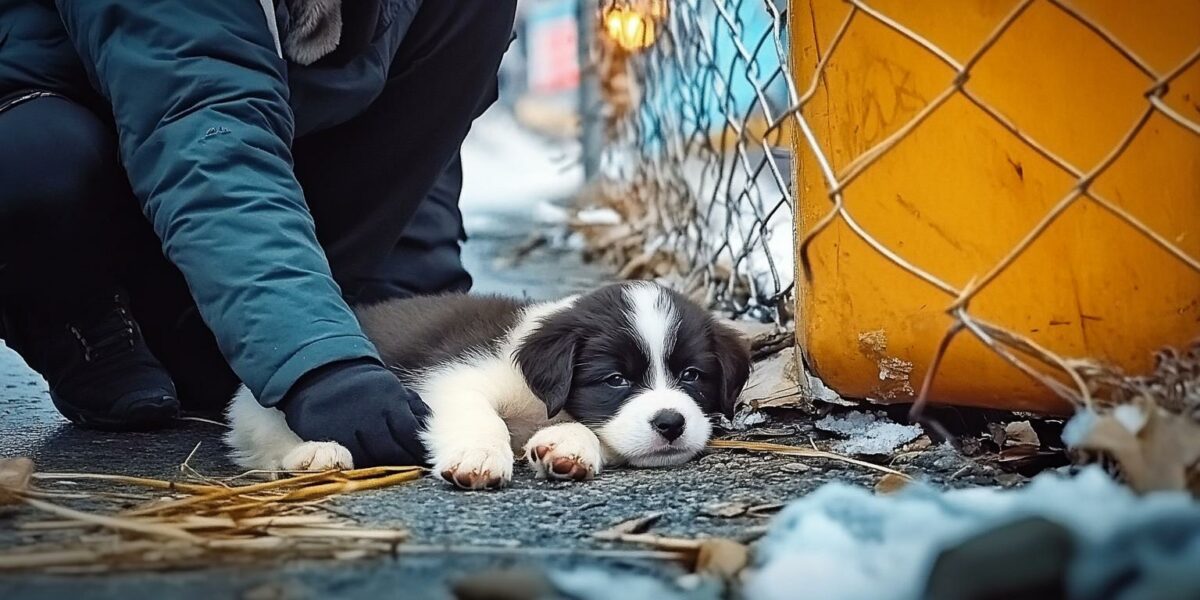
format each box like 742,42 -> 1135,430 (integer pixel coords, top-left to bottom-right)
0,94 -> 136,307
352,154 -> 473,303
0,92 -> 237,413
292,0 -> 517,297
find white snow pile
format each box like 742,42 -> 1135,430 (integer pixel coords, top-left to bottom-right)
815,411 -> 924,455
745,466 -> 1200,600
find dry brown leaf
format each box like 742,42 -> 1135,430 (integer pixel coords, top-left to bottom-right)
1067,397 -> 1200,494
1003,421 -> 1041,448
874,473 -> 911,495
592,512 -> 663,541
0,457 -> 34,505
694,538 -> 750,580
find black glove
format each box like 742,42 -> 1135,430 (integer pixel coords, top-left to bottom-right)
279,358 -> 431,466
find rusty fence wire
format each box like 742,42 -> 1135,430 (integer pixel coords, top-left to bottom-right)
585,0 -> 796,324
586,0 -> 1199,411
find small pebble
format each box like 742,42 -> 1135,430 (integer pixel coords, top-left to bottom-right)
780,462 -> 812,474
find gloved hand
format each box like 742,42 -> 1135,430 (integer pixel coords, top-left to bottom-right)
279,358 -> 431,466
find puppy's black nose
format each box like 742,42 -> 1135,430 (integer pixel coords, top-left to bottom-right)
650,409 -> 686,442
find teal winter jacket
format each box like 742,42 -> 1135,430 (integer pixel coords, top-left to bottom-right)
0,0 -> 420,405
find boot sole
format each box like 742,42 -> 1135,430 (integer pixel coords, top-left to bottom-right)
52,394 -> 180,432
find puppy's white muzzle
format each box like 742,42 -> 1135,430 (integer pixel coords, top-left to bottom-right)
596,388 -> 712,467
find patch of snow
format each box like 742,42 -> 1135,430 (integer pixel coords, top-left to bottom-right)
815,411 -> 923,456
460,106 -> 583,216
717,410 -> 770,431
746,466 -> 1200,600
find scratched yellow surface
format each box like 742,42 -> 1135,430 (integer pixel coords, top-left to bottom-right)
791,0 -> 1200,413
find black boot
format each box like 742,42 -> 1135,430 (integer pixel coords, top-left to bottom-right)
1,290 -> 179,430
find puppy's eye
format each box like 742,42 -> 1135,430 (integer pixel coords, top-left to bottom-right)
604,373 -> 631,388
680,367 -> 702,383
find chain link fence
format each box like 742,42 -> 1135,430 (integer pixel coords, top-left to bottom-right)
580,0 -> 796,324
581,0 -> 1198,412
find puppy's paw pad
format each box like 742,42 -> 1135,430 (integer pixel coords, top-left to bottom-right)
546,453 -> 595,481
281,441 -> 353,472
524,430 -> 602,482
434,447 -> 513,490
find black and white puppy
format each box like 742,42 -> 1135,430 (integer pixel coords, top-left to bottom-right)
224,282 -> 751,489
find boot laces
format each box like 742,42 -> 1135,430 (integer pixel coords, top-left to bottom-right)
68,294 -> 136,363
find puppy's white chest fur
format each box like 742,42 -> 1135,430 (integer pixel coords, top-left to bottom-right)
412,297 -> 577,454
224,295 -> 601,488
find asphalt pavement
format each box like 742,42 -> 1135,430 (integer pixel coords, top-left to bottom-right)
0,211 -> 998,599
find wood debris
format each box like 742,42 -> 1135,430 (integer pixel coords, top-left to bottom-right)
0,454 -> 424,573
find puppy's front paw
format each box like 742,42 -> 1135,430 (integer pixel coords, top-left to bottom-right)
434,446 -> 513,490
524,424 -> 603,482
281,441 -> 353,472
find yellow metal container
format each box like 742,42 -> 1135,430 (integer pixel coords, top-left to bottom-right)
791,0 -> 1200,413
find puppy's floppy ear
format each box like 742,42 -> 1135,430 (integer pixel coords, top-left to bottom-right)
515,315 -> 578,418
711,322 -> 751,419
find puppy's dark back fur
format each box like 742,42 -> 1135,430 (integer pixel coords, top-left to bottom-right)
353,294 -> 527,379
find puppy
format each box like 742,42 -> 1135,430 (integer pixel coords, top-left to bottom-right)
224,281 -> 751,488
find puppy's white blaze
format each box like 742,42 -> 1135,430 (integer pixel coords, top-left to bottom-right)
623,283 -> 679,389
596,389 -> 711,467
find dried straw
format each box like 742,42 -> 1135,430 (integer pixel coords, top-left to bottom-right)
0,453 -> 426,573
708,439 -> 912,479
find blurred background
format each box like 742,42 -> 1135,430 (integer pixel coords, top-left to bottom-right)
460,0 -> 796,325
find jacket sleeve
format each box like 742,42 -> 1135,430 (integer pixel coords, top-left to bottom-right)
56,0 -> 379,405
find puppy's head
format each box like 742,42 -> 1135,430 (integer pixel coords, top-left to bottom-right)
516,282 -> 751,467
